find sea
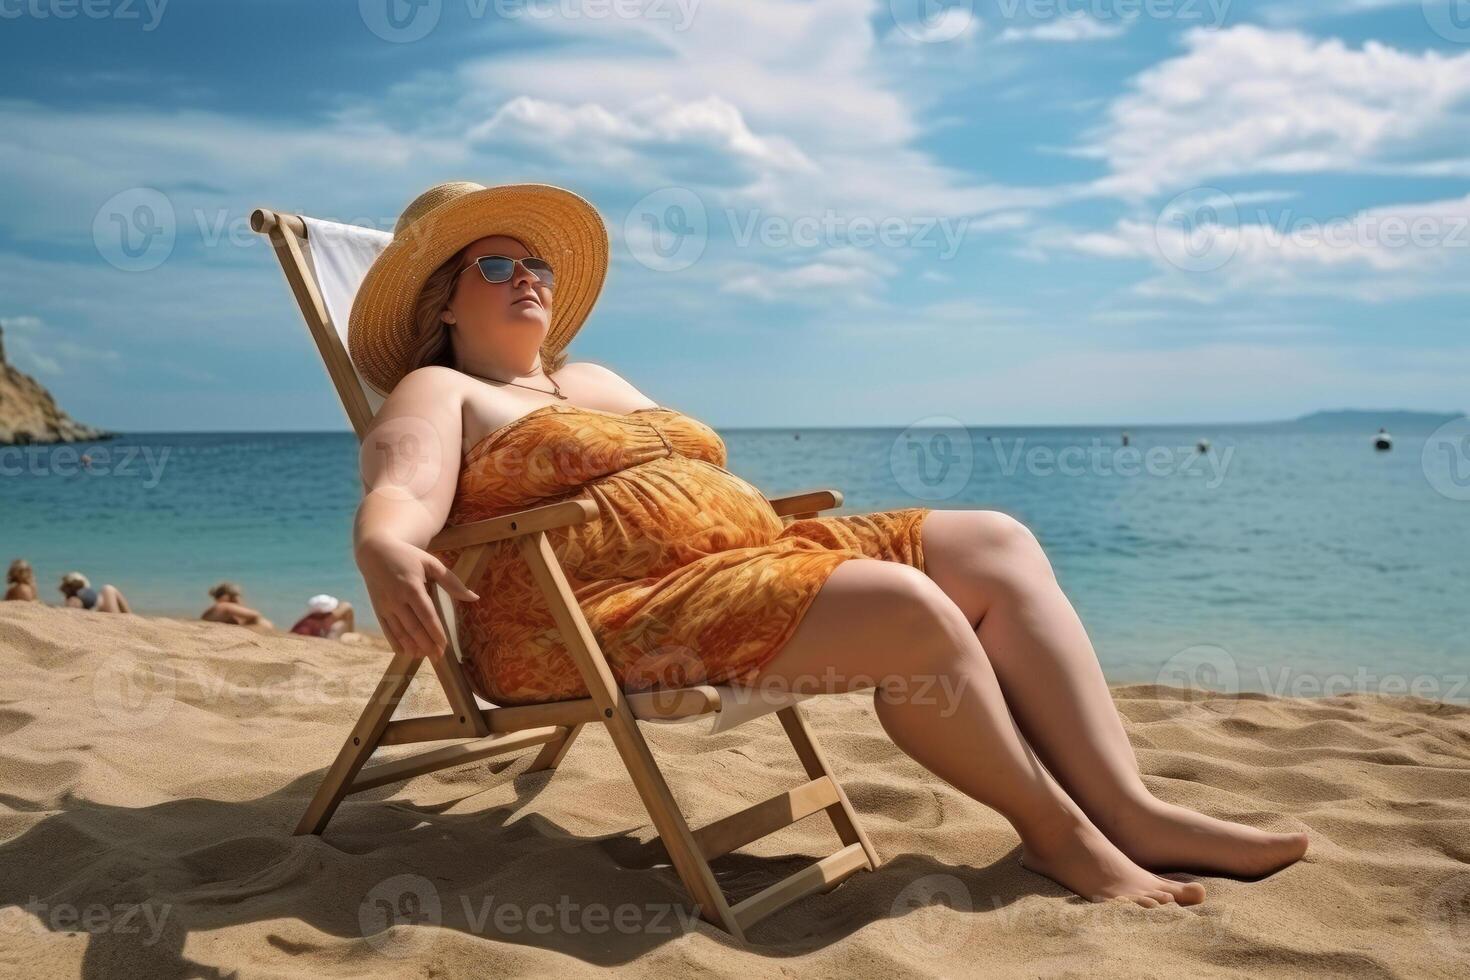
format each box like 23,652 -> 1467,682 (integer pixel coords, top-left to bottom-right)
4,414 -> 1467,701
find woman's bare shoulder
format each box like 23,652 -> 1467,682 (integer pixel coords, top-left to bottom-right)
394,365 -> 468,391
381,366 -> 471,413
558,361 -> 657,406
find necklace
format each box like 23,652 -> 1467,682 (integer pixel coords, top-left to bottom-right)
464,369 -> 568,400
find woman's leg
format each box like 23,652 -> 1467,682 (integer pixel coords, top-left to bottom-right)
920,509 -> 1308,877
97,584 -> 131,614
748,558 -> 1205,907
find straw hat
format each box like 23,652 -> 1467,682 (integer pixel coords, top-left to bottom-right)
348,181 -> 610,396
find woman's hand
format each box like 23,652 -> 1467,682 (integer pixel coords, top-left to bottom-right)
356,533 -> 480,660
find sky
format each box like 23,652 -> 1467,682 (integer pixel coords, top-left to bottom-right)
0,0 -> 1466,430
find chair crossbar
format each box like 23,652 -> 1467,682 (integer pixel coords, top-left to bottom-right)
349,726 -> 564,793
731,842 -> 870,932
380,686 -> 725,747
691,776 -> 840,862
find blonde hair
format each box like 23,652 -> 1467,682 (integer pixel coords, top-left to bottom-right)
60,571 -> 89,593
405,245 -> 568,378
7,559 -> 34,587
209,581 -> 242,601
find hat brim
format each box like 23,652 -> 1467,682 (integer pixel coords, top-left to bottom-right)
348,183 -> 609,397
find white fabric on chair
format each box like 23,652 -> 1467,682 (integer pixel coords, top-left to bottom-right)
299,214 -> 810,734
651,686 -> 813,736
302,216 -> 392,415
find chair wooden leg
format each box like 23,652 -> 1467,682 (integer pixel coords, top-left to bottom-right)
601,711 -> 744,939
777,704 -> 880,869
294,649 -> 422,836
516,530 -> 743,938
526,723 -> 583,772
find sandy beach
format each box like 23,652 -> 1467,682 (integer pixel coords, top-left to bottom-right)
0,599 -> 1466,978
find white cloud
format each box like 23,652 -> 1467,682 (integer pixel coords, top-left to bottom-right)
1080,26 -> 1470,198
469,93 -> 819,176
1,314 -> 121,377
998,14 -> 1127,43
886,7 -> 982,44
970,210 -> 1033,232
448,0 -> 1055,220
1038,192 -> 1470,301
718,246 -> 898,303
0,99 -> 468,246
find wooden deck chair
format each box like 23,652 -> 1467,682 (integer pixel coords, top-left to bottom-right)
250,207 -> 880,940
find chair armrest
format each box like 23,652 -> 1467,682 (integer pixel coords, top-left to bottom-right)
766,488 -> 844,518
427,497 -> 600,552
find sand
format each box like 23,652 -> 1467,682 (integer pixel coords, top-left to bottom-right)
0,600 -> 1467,978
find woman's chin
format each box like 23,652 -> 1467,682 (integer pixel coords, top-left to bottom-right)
509,309 -> 549,329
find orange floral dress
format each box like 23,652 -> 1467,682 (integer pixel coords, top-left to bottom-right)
430,403 -> 931,705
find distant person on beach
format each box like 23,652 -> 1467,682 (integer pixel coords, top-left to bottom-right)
289,594 -> 357,641
5,560 -> 38,601
58,572 -> 131,613
201,581 -> 274,630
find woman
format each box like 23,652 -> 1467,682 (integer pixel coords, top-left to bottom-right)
348,182 -> 1307,908
5,559 -> 38,601
201,581 -> 274,630
58,572 -> 131,613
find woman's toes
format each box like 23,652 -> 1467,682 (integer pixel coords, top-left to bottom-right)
1132,895 -> 1160,908
1172,881 -> 1207,905
1147,890 -> 1176,905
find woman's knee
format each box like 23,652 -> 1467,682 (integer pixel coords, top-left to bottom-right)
851,558 -> 967,624
764,559 -> 976,687
842,561 -> 981,677
960,510 -> 1054,588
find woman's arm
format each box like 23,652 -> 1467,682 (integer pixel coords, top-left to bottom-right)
353,366 -> 479,660
223,601 -> 271,628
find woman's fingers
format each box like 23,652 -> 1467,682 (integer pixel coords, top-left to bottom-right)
425,556 -> 480,603
379,610 -> 411,656
406,590 -> 448,659
389,600 -> 436,659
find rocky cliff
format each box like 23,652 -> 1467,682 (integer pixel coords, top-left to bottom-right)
0,325 -> 114,445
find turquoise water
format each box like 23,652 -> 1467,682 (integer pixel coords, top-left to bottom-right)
3,420 -> 1466,699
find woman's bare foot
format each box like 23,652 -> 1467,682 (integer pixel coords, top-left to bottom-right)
1019,813 -> 1207,907
1103,800 -> 1309,878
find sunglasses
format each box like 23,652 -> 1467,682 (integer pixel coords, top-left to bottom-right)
456,254 -> 555,289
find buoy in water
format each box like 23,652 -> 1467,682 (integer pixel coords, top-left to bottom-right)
1197,439 -> 1210,454
1374,427 -> 1392,451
